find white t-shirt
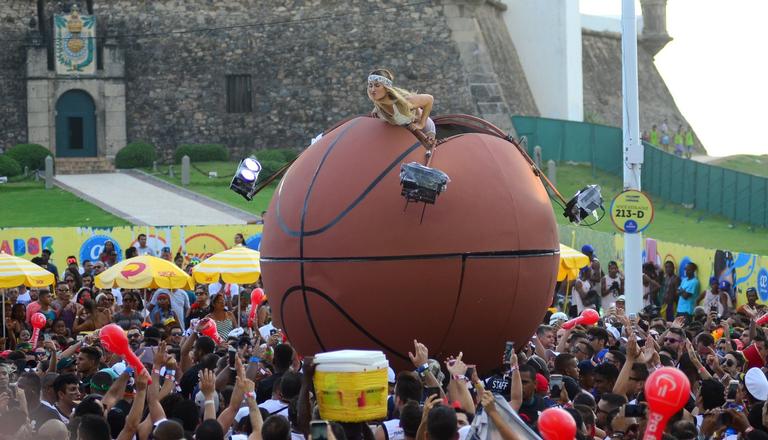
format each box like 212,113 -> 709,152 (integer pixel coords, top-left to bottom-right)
571,279 -> 591,313
382,419 -> 404,440
701,290 -> 730,317
17,291 -> 31,305
208,282 -> 240,297
135,245 -> 155,256
601,274 -> 622,312
259,399 -> 289,417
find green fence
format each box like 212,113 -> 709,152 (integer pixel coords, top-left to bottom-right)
511,115 -> 768,228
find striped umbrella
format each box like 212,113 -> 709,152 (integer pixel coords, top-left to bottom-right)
95,255 -> 193,289
0,252 -> 55,339
558,243 -> 590,281
192,245 -> 261,285
0,252 -> 55,288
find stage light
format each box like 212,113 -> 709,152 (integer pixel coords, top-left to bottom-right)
563,184 -> 603,224
230,156 -> 262,201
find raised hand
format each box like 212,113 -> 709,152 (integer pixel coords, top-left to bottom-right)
480,390 -> 497,413
408,339 -> 429,368
445,352 -> 468,377
135,369 -> 149,392
199,368 -> 216,399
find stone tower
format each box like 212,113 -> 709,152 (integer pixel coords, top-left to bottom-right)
639,0 -> 672,57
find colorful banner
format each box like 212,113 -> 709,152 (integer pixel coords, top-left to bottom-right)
54,6 -> 97,75
0,225 -> 263,274
559,224 -> 768,308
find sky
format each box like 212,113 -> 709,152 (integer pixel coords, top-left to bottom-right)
580,0 -> 768,157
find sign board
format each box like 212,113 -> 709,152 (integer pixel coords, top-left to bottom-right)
610,190 -> 654,233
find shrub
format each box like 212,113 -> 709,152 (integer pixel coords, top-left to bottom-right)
251,149 -> 299,183
0,155 -> 22,177
254,148 -> 299,163
174,144 -> 229,163
115,142 -> 158,169
5,143 -> 50,171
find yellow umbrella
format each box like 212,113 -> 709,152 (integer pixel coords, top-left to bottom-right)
192,245 -> 261,284
95,255 -> 193,289
558,243 -> 590,281
0,252 -> 55,288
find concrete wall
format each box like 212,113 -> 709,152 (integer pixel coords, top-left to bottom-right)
502,0 -> 583,121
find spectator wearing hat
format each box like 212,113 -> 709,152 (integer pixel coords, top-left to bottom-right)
149,288 -> 190,331
148,291 -> 180,329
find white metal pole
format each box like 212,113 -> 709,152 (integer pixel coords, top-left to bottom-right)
622,0 -> 644,315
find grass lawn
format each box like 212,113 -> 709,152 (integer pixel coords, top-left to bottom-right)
0,180 -> 130,228
710,154 -> 768,178
143,161 -> 276,215
553,164 -> 768,255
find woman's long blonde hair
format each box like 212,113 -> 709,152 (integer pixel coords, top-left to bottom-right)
369,68 -> 417,125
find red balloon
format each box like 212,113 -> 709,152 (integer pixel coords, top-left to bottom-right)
539,407 -> 576,440
198,318 -> 222,345
248,288 -> 265,328
30,312 -> 47,329
561,309 -> 600,330
643,367 -> 691,440
29,312 -> 47,348
99,324 -> 147,377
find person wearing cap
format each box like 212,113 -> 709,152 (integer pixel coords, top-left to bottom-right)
549,312 -> 568,327
149,288 -> 190,331
581,244 -> 596,262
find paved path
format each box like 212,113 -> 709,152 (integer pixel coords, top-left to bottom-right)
691,155 -> 720,164
55,172 -> 256,226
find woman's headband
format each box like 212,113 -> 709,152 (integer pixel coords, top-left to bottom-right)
368,74 -> 392,88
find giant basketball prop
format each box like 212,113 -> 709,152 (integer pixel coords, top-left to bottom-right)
260,116 -> 559,371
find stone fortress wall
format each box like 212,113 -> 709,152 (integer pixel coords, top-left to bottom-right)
0,0 -> 698,157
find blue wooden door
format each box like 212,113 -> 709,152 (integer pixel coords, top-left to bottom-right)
55,90 -> 97,157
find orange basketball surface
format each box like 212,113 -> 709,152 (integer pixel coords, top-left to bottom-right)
260,116 -> 559,372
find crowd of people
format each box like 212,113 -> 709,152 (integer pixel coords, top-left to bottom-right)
2,237 -> 768,440
642,119 -> 695,158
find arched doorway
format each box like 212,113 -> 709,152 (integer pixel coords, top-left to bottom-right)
55,90 -> 97,157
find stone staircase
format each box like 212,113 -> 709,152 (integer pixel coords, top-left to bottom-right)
55,157 -> 115,175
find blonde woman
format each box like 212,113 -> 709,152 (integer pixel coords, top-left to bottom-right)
367,68 -> 436,147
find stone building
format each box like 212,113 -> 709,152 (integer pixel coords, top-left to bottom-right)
0,0 -> 696,171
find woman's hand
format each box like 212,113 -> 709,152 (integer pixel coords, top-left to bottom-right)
408,121 -> 425,131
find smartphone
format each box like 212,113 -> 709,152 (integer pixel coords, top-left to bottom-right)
43,333 -> 51,342
228,347 -> 236,368
270,329 -> 278,336
629,313 -> 638,321
549,374 -> 563,397
310,420 -> 328,440
503,341 -> 515,366
710,303 -> 718,313
424,386 -> 441,398
625,404 -> 646,418
726,380 -> 739,401
466,366 -> 475,380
